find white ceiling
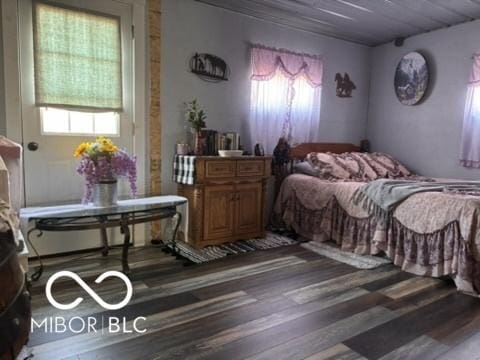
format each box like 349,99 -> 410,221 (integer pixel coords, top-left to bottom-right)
196,0 -> 480,46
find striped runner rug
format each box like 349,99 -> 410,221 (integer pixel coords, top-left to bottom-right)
169,232 -> 299,264
301,240 -> 392,269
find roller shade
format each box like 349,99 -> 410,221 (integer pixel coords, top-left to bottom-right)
33,2 -> 123,111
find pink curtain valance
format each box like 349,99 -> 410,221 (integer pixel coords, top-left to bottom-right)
251,45 -> 323,87
469,54 -> 480,86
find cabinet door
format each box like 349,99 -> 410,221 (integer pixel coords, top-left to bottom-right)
235,182 -> 263,235
204,185 -> 235,240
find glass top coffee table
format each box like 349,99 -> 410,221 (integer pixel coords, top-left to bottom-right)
21,196 -> 187,280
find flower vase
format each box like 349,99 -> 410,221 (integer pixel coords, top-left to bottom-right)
93,179 -> 118,207
194,129 -> 207,155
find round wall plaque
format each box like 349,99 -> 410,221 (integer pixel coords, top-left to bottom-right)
394,51 -> 429,105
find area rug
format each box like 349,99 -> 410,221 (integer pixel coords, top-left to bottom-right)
169,232 -> 299,264
301,240 -> 392,269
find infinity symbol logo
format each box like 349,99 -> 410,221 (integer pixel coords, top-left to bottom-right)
46,271 -> 133,310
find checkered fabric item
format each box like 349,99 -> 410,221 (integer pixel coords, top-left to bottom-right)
173,155 -> 196,185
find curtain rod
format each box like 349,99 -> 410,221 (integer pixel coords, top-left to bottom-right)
250,43 -> 323,60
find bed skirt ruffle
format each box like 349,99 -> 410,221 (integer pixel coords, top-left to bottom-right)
278,194 -> 480,295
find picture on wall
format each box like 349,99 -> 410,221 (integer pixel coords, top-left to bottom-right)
335,72 -> 356,98
394,51 -> 429,105
190,52 -> 230,82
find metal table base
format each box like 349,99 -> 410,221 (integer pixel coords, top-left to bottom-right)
23,199 -> 186,281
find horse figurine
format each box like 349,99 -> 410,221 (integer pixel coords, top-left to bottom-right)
193,53 -> 205,72
335,72 -> 356,98
204,54 -> 227,79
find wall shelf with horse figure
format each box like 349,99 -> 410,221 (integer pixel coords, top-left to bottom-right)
190,53 -> 230,82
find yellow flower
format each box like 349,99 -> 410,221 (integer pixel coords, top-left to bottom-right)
74,142 -> 92,158
103,144 -> 119,154
75,137 -> 119,158
95,137 -> 119,155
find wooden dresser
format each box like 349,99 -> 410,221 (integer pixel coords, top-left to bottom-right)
177,156 -> 272,248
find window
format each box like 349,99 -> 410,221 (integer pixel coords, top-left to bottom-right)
33,2 -> 122,135
40,107 -> 119,136
249,46 -> 323,154
460,55 -> 480,168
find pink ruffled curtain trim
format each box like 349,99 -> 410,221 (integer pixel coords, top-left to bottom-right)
469,54 -> 480,86
460,54 -> 480,167
251,45 -> 323,87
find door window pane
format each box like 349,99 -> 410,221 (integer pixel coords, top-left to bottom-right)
40,107 -> 119,136
40,107 -> 69,133
70,112 -> 94,133
94,113 -> 119,135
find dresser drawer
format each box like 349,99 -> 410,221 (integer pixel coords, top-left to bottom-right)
205,161 -> 235,178
236,160 -> 264,177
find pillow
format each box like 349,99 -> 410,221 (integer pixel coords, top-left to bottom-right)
305,151 -> 412,181
339,153 -> 378,181
306,152 -> 350,180
358,152 -> 412,178
293,161 -> 319,177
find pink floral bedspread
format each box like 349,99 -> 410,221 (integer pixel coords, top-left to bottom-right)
274,174 -> 480,295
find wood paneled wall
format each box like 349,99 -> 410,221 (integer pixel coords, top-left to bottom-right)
149,0 -> 162,240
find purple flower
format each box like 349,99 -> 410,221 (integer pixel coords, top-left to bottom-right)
76,150 -> 137,204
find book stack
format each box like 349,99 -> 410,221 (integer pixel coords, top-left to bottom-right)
223,132 -> 240,151
204,130 -> 217,156
202,131 -> 241,155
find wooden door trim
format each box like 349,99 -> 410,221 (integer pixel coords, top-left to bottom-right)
149,0 -> 161,240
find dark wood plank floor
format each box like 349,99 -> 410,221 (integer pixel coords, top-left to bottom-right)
28,244 -> 480,360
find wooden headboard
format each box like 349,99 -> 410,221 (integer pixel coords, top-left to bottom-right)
289,142 -> 361,161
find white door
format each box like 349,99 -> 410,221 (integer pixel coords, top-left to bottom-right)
19,0 -> 135,255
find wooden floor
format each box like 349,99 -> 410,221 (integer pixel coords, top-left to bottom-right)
28,244 -> 480,360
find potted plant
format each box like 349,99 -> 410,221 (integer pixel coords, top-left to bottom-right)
74,137 -> 137,206
184,99 -> 207,155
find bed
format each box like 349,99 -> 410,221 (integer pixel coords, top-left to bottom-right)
274,142 -> 480,296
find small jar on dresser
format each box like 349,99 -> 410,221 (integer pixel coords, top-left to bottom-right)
175,155 -> 272,249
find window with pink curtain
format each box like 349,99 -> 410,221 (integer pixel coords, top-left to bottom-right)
460,55 -> 480,168
248,45 -> 323,154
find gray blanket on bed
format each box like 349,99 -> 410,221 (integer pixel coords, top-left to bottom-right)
352,179 -> 480,222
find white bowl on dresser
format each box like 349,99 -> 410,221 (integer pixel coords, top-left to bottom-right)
218,150 -> 243,157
